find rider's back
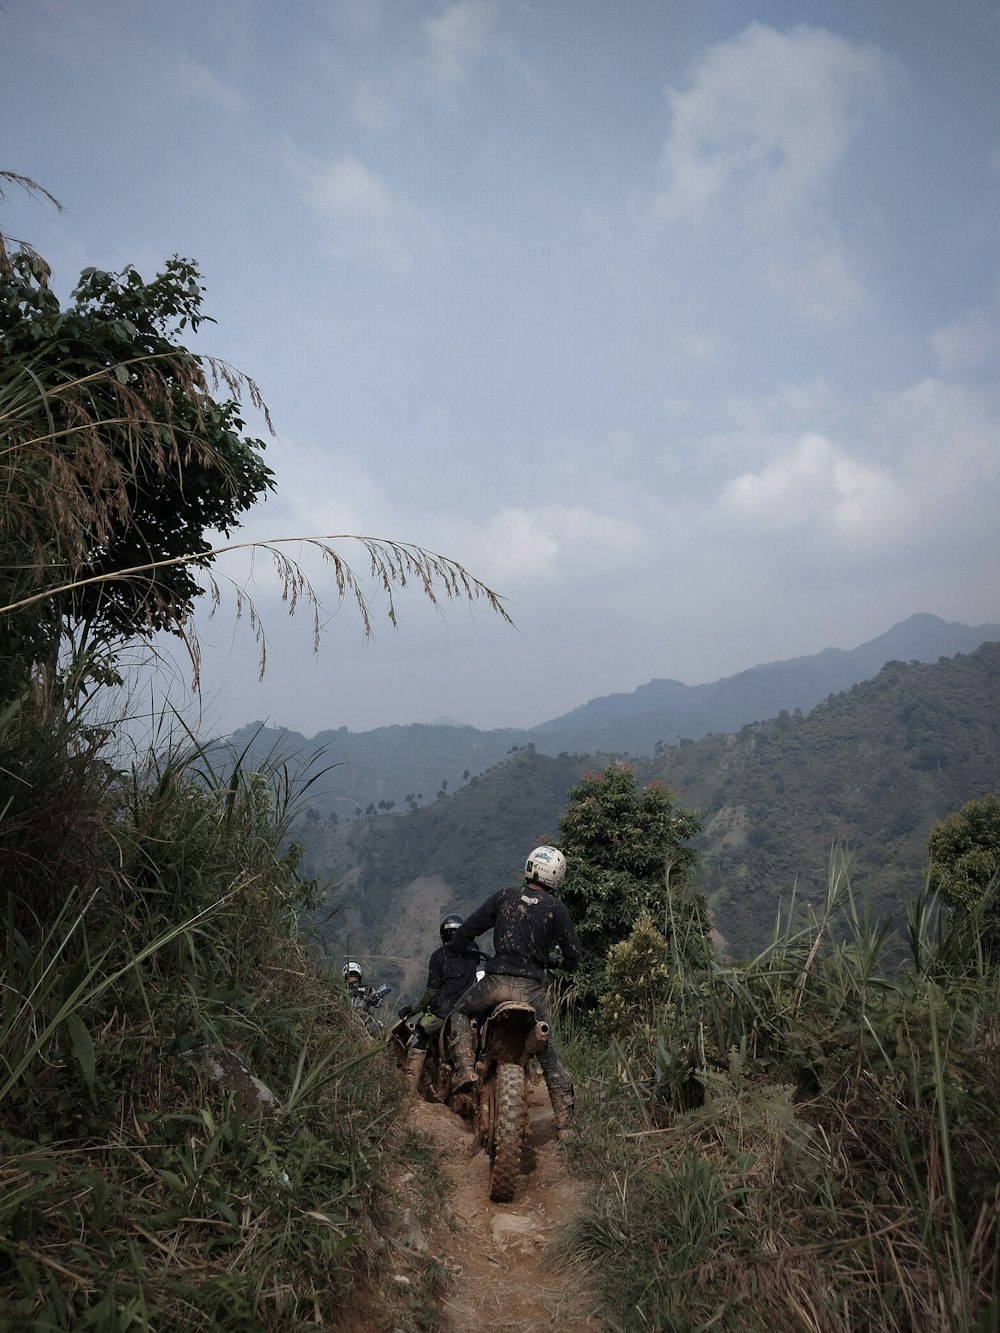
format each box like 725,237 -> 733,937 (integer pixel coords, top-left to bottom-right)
463,883 -> 581,980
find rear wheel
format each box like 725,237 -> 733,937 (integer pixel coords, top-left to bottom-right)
489,1063 -> 526,1203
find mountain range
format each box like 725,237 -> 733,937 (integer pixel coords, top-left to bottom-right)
222,613 -> 1000,820
286,630 -> 1000,994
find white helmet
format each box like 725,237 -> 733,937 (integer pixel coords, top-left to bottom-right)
342,961 -> 363,982
524,845 -> 567,890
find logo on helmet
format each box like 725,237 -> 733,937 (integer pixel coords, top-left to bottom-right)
523,845 -> 567,889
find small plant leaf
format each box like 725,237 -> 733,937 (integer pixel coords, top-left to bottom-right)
64,1013 -> 96,1099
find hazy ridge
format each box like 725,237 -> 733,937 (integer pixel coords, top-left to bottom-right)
222,612 -> 1000,823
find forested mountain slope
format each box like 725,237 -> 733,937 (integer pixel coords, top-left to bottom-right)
645,640 -> 1000,956
299,643 -> 1000,978
216,720 -> 523,821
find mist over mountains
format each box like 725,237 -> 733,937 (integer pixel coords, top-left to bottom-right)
222,614 -> 1000,820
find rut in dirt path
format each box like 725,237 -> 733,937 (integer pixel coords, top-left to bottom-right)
397,1074 -> 601,1332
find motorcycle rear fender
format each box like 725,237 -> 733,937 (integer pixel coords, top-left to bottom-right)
480,1001 -> 549,1065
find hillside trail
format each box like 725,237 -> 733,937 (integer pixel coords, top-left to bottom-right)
394,1072 -> 602,1331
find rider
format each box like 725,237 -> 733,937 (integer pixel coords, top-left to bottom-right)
444,846 -> 581,1136
397,914 -> 483,1094
343,960 -> 391,1032
343,959 -> 367,1007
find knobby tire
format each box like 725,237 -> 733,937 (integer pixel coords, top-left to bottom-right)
489,1063 -> 526,1203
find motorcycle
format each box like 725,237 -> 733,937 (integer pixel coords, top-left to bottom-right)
389,972 -> 548,1201
387,963 -> 488,1102
469,1000 -> 549,1203
387,1014 -> 455,1103
352,981 -> 391,1036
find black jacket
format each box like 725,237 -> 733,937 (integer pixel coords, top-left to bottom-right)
448,884 -> 582,982
415,943 -> 482,1018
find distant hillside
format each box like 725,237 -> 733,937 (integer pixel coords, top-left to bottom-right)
531,613 -> 1000,754
644,640 -> 1000,957
298,643 -> 1000,984
216,720 -> 523,821
219,614 -> 998,820
297,747 -> 602,995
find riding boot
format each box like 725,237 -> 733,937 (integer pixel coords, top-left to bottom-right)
448,1013 -> 478,1091
405,1046 -> 427,1097
548,1081 -> 576,1138
539,1044 -> 576,1137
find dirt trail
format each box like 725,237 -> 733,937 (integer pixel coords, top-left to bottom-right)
396,1074 -> 601,1331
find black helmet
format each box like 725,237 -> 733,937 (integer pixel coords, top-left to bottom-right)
439,913 -> 464,944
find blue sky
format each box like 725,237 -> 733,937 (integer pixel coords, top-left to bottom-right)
4,1 -> 1000,733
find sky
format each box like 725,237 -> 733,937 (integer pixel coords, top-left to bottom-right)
4,0 -> 1000,735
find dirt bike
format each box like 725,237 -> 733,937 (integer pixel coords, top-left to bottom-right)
387,1015 -> 455,1103
387,962 -> 488,1100
469,1000 -> 549,1203
390,999 -> 548,1201
352,982 -> 391,1036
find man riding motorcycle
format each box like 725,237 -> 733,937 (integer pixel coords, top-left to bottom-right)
343,960 -> 390,1027
445,845 -> 581,1135
397,913 -> 483,1094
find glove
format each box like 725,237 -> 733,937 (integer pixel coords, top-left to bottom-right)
398,1004 -> 413,1020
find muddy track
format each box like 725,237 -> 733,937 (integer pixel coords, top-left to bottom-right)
397,1073 -> 600,1331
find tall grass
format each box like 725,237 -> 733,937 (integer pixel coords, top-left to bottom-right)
0,707 -> 415,1329
560,849 -> 1000,1332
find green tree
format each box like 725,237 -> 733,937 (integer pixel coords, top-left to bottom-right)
0,248 -> 275,701
0,232 -> 510,706
557,763 -> 709,1001
928,793 -> 1000,948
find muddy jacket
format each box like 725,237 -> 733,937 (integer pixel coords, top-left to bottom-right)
413,943 -> 482,1019
447,884 -> 582,982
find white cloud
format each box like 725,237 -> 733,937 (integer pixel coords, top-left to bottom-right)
293,151 -> 435,272
655,23 -> 893,325
657,23 -> 890,219
451,503 -> 649,586
209,439 -> 651,642
173,57 -> 246,113
713,375 -> 1000,561
207,437 -> 404,596
720,377 -> 838,433
341,1 -> 519,135
716,432 -> 906,544
301,153 -> 397,220
243,433 -> 384,539
872,378 -> 1000,486
422,0 -> 499,96
760,232 -> 868,326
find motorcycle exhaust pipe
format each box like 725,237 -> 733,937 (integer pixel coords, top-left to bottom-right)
523,1020 -> 550,1056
